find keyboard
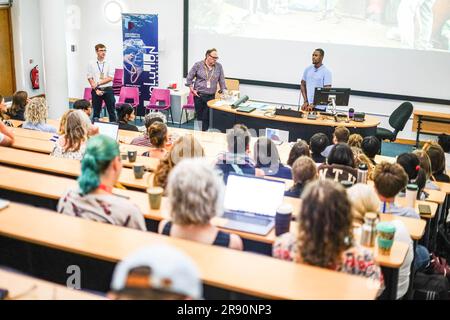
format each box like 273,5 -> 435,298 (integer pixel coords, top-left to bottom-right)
223,212 -> 272,226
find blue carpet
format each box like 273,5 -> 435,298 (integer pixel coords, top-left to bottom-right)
381,141 -> 414,158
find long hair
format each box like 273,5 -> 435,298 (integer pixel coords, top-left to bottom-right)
10,91 -> 28,116
297,179 -> 353,268
64,110 -> 89,153
78,135 -> 119,195
24,97 -> 48,125
153,135 -> 205,190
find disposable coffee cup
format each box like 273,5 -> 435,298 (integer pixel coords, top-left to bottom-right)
275,204 -> 293,236
147,187 -> 164,210
376,222 -> 396,256
133,164 -> 145,179
406,184 -> 418,208
128,151 -> 137,163
120,153 -> 128,161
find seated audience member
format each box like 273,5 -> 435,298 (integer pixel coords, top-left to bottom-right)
396,153 -> 427,199
352,147 -> 375,179
309,133 -> 329,164
0,95 -> 9,120
57,135 -> 146,231
22,98 -> 57,133
321,126 -> 350,158
0,119 -> 14,147
347,184 -> 416,299
273,180 -> 383,287
216,124 -> 263,183
159,159 -> 243,250
130,112 -> 167,147
319,143 -> 357,184
142,122 -> 168,160
73,99 -> 93,118
51,110 -> 90,160
71,99 -> 99,136
153,134 -> 205,190
254,137 -> 292,179
348,133 -> 363,149
413,149 -> 440,190
117,103 -> 138,132
438,134 -> 450,172
287,140 -> 311,167
285,156 -> 318,198
372,162 -> 420,219
109,245 -> 202,300
6,91 -> 28,121
58,110 -> 74,136
361,136 -> 381,165
423,142 -> 450,183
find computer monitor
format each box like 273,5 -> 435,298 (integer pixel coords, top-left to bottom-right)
224,174 -> 285,217
313,88 -> 351,110
94,122 -> 119,141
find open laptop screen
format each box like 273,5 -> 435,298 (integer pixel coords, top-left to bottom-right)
224,174 -> 285,217
94,122 -> 119,141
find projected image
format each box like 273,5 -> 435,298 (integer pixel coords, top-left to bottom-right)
190,0 -> 450,51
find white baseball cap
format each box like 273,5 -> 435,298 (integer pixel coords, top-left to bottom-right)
110,245 -> 203,299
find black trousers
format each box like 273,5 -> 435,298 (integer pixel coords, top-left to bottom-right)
194,93 -> 215,131
92,87 -> 117,122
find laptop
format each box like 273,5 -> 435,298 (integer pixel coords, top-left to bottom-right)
266,128 -> 289,145
94,122 -> 119,141
221,174 -> 286,235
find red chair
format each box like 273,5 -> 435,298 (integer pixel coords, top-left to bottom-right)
146,88 -> 173,124
117,87 -> 140,109
113,69 -> 124,96
179,91 -> 195,128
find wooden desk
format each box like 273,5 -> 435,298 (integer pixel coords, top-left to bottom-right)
0,269 -> 105,300
0,147 -> 151,190
375,155 -> 396,164
412,110 -> 450,147
208,99 -> 381,142
0,203 -> 378,300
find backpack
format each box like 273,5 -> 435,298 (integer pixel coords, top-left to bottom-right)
413,272 -> 449,300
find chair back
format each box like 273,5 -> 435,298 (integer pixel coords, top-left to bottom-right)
83,88 -> 92,101
118,87 -> 140,107
186,91 -> 195,106
113,69 -> 124,95
389,102 -> 413,133
150,88 -> 171,106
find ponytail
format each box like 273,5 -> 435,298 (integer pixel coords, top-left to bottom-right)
77,135 -> 120,195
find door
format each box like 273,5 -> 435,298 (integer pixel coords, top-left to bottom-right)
0,8 -> 15,96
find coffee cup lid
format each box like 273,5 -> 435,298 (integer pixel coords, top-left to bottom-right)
147,187 -> 164,194
376,222 -> 396,233
406,184 -> 418,191
277,204 -> 293,214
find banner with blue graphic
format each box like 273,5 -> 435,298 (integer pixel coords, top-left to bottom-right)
122,14 -> 159,115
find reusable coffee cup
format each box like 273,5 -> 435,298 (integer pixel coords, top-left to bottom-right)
275,204 -> 293,236
147,187 -> 164,210
133,165 -> 145,179
128,151 -> 137,163
406,184 -> 418,208
376,222 -> 396,256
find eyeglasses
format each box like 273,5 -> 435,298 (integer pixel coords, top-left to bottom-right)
209,55 -> 219,60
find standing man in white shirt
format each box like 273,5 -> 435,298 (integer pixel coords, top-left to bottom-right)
87,44 -> 117,122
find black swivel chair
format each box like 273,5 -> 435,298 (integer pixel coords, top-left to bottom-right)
376,102 -> 413,142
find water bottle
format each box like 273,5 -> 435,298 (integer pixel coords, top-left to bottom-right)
357,163 -> 368,184
360,212 -> 378,247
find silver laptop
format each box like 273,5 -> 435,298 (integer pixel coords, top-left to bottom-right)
94,122 -> 119,141
222,174 -> 286,236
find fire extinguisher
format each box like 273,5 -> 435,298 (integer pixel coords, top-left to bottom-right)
30,65 -> 40,90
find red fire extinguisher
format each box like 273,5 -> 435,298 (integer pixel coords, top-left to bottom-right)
30,65 -> 40,90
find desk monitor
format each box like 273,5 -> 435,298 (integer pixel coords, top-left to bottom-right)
313,88 -> 351,109
94,122 -> 119,141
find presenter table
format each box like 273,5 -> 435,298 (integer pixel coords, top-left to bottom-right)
208,100 -> 381,142
413,110 -> 450,148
